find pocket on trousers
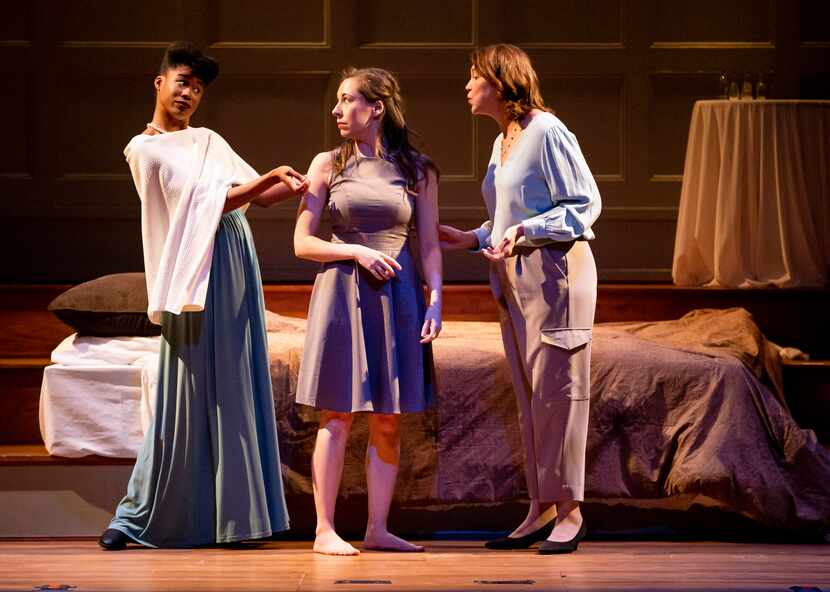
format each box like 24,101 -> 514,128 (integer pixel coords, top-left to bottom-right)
540,327 -> 592,351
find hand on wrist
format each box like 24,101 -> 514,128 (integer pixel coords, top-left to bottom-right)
515,224 -> 525,239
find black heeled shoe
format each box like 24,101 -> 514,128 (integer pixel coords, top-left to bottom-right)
538,518 -> 587,554
484,519 -> 555,550
98,528 -> 130,551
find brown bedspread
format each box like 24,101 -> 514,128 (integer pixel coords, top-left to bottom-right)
266,308 -> 830,533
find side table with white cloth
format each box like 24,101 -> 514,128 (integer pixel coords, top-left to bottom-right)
672,100 -> 830,288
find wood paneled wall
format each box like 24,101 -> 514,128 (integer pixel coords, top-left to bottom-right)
2,0 -> 828,283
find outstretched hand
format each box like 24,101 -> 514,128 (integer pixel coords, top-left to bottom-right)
481,223 -> 524,261
481,246 -> 506,262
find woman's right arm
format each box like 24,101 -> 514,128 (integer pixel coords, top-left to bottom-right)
438,135 -> 498,252
225,166 -> 307,213
438,222 -> 489,251
294,152 -> 402,280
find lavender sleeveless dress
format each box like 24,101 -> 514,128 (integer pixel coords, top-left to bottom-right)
296,155 -> 435,413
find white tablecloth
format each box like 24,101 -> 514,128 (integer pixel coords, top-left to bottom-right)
672,100 -> 830,287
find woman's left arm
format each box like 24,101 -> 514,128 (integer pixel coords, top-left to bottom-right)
523,126 -> 601,241
415,167 -> 443,344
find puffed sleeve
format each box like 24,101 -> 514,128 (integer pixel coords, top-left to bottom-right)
521,125 -> 601,241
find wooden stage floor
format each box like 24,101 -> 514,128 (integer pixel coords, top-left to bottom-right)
0,540 -> 828,592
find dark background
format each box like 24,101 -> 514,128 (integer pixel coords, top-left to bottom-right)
2,0 -> 828,283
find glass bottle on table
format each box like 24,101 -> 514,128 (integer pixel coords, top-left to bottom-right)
718,71 -> 729,99
741,72 -> 754,100
756,72 -> 767,100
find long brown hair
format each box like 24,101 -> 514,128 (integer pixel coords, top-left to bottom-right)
470,44 -> 550,121
332,67 -> 437,190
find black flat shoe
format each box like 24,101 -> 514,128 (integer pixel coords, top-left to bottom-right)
484,519 -> 555,550
538,519 -> 587,555
98,528 -> 129,551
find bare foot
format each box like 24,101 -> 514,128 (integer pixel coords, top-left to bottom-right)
363,529 -> 424,552
509,503 -> 556,538
547,502 -> 582,543
313,530 -> 360,556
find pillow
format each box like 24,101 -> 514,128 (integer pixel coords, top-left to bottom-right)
48,273 -> 161,337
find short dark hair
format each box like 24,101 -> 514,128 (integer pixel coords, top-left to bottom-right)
159,41 -> 219,85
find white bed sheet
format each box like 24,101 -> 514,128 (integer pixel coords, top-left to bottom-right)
39,334 -> 160,458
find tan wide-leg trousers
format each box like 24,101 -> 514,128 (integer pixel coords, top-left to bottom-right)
491,240 -> 597,502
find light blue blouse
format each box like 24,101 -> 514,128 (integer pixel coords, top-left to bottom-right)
473,111 -> 601,250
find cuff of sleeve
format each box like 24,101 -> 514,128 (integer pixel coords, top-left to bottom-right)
470,227 -> 491,253
522,218 -> 549,241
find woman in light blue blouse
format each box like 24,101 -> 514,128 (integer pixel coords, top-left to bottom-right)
440,44 -> 601,554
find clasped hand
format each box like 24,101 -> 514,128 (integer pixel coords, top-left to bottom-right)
353,245 -> 402,281
437,223 -> 524,261
481,223 -> 524,262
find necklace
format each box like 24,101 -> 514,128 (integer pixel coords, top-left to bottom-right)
146,122 -> 187,134
500,120 -> 524,164
146,122 -> 169,134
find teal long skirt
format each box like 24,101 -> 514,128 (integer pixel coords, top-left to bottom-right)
109,209 -> 289,547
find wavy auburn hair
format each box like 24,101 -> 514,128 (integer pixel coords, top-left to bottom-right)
332,67 -> 437,190
470,44 -> 550,121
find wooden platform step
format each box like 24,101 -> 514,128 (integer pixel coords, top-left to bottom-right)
0,444 -> 134,466
0,358 -> 50,445
0,446 -> 135,538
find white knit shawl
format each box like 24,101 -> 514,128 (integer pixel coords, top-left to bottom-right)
124,127 -> 257,324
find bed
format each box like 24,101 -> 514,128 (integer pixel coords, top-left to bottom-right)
39,308 -> 830,534
267,308 -> 830,535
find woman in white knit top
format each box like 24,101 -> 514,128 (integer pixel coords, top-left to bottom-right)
99,42 -> 308,550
